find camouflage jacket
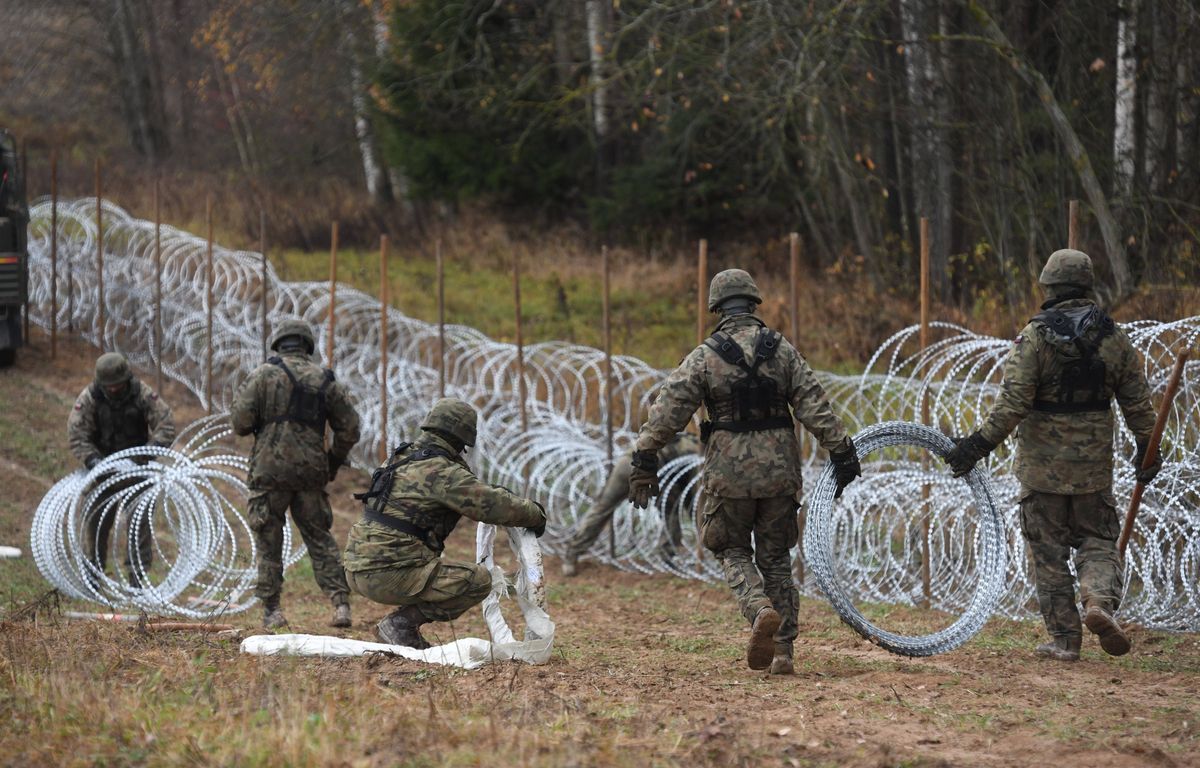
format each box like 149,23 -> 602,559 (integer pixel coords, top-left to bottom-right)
67,379 -> 175,467
342,432 -> 547,587
636,314 -> 850,499
979,298 -> 1156,494
230,350 -> 361,491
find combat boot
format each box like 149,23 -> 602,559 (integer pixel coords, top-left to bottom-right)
262,603 -> 288,630
1034,635 -> 1081,662
561,552 -> 578,577
1084,604 -> 1131,656
376,606 -> 432,650
769,642 -> 794,675
330,602 -> 352,628
747,606 -> 782,670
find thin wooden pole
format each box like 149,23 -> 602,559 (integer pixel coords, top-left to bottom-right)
205,194 -> 214,413
259,210 -> 268,363
20,144 -> 29,345
696,239 -> 708,345
436,239 -> 445,398
49,149 -> 57,359
95,159 -> 104,348
919,217 -> 932,607
153,176 -> 162,395
327,221 -> 338,366
1118,349 -> 1191,557
602,245 -> 615,557
514,254 -> 527,434
1068,199 -> 1080,250
789,233 -> 800,344
379,235 -> 389,463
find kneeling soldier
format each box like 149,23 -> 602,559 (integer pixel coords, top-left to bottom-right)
343,398 -> 547,648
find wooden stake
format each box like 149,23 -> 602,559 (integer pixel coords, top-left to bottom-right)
379,235 -> 389,463
1118,348 -> 1190,557
789,233 -> 800,344
602,245 -> 615,557
514,254 -> 527,433
154,176 -> 163,395
205,194 -> 214,413
95,159 -> 104,348
20,144 -> 29,345
259,210 -> 268,363
919,217 -> 932,607
49,149 -> 57,359
327,221 -> 338,366
696,239 -> 708,344
1068,199 -> 1080,250
437,239 -> 446,399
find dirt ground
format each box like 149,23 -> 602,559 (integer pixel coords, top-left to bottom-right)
1,329 -> 1198,767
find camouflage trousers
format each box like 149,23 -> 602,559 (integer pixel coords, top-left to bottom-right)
1019,486 -> 1124,642
344,558 -> 491,623
248,490 -> 350,608
700,494 -> 799,647
565,454 -> 687,560
83,481 -> 153,581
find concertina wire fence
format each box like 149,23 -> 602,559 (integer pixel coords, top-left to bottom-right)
22,198 -> 1200,636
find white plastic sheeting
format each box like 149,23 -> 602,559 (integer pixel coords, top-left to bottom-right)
241,527 -> 554,668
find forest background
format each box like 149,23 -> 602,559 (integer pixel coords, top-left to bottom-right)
1,0 -> 1197,370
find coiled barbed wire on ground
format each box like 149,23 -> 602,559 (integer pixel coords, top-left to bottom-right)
23,198 -> 1200,633
30,416 -> 302,616
804,422 -> 1006,656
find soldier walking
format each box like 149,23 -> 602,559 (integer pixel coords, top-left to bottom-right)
68,352 -> 175,588
630,269 -> 861,674
945,250 -> 1160,661
343,398 -> 547,649
560,431 -> 701,577
231,318 -> 361,629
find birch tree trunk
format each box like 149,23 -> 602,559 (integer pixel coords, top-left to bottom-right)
899,0 -> 952,300
340,0 -> 392,205
585,0 -> 612,185
1113,0 -> 1139,196
1143,2 -> 1171,195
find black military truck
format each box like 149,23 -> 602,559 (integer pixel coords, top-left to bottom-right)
0,130 -> 28,366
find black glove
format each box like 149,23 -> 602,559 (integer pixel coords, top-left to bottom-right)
829,438 -> 862,499
628,450 -> 660,509
327,451 -> 343,482
85,455 -> 100,470
944,431 -> 997,478
1133,440 -> 1162,485
527,500 -> 547,538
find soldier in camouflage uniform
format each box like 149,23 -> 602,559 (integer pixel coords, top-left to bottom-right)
945,250 -> 1160,661
560,431 -> 701,577
343,398 -> 547,648
68,353 -> 175,587
230,318 -> 361,629
630,269 -> 861,674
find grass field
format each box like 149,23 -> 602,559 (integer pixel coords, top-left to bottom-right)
2,333 -> 1199,767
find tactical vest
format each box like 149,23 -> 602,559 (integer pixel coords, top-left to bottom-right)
91,381 -> 150,456
266,356 -> 334,432
700,327 -> 792,442
353,442 -> 459,552
1031,305 -> 1116,413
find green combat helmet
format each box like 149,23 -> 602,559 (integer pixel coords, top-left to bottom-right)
1039,249 -> 1094,290
707,269 -> 763,312
95,352 -> 132,387
270,318 -> 315,355
420,398 -> 478,447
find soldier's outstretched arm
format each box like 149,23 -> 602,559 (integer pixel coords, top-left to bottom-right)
786,348 -> 849,451
437,464 -> 546,529
326,382 -> 362,465
229,371 -> 262,436
66,389 -> 102,467
635,348 -> 706,454
144,390 -> 176,448
978,327 -> 1039,445
1112,338 -> 1156,441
